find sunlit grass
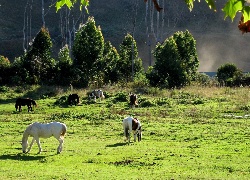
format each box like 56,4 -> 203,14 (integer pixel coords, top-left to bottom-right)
0,85 -> 250,179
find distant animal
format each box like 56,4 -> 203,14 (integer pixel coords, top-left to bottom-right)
22,122 -> 67,154
89,89 -> 105,102
68,94 -> 79,106
129,93 -> 138,108
123,116 -> 142,142
15,98 -> 37,112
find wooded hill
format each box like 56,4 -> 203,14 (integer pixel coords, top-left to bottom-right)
0,0 -> 249,72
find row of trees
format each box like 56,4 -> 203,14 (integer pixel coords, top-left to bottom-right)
0,16 -> 202,88
0,17 -> 144,87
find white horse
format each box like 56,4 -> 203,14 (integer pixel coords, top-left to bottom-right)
22,122 -> 67,154
123,116 -> 142,142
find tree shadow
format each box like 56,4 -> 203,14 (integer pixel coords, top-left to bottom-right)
0,153 -> 54,161
106,142 -> 128,147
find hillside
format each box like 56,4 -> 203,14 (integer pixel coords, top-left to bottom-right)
0,0 -> 249,72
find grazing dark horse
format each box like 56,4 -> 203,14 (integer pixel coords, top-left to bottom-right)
68,94 -> 79,106
15,98 -> 37,112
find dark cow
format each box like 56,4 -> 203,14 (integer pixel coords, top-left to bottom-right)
68,94 -> 79,106
15,98 -> 37,112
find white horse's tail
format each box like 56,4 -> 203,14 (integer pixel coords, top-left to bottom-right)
61,124 -> 67,137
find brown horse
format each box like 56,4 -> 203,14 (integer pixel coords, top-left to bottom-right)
15,98 -> 37,112
129,93 -> 138,108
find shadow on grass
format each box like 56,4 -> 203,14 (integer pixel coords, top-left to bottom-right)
106,142 -> 128,147
0,153 -> 54,161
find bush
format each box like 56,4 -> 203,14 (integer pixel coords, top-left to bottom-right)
113,92 -> 128,102
54,95 -> 68,106
0,86 -> 9,93
0,55 -> 11,85
217,63 -> 243,87
194,73 -> 211,86
140,99 -> 156,107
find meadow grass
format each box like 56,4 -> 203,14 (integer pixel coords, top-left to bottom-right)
0,85 -> 250,179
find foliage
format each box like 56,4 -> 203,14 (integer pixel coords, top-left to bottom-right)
129,72 -> 149,89
139,99 -> 156,107
113,91 -> 128,102
55,0 -> 250,23
194,73 -> 213,86
72,16 -> 104,87
10,56 -> 29,85
0,55 -> 11,85
0,85 -> 9,92
173,30 -> 199,81
22,27 -> 55,85
147,31 -> 198,88
54,95 -> 68,106
55,44 -> 74,86
100,41 -> 120,84
118,33 -> 143,82
241,72 -> 250,86
216,63 -> 242,86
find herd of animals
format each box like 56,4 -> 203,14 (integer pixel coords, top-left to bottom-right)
15,89 -> 142,154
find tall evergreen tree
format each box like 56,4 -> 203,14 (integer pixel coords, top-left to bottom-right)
72,16 -> 104,87
24,26 -> 55,84
118,33 -> 143,82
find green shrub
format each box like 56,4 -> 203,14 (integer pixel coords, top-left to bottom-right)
140,99 -> 156,107
54,95 -> 68,106
0,86 -> 9,93
113,92 -> 128,102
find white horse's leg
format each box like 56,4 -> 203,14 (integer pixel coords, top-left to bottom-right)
27,137 -> 35,153
124,128 -> 128,142
133,131 -> 137,142
34,137 -> 42,154
57,138 -> 64,154
128,132 -> 131,142
127,129 -> 131,143
123,125 -> 130,142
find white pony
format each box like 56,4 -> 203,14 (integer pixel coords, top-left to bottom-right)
123,116 -> 142,142
22,122 -> 67,154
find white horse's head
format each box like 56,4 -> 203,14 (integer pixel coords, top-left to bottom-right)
22,139 -> 28,153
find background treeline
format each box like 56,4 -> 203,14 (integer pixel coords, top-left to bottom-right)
0,16 -> 249,88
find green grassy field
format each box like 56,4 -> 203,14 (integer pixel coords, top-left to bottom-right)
0,85 -> 250,179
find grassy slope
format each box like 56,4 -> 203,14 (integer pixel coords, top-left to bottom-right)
0,85 -> 250,179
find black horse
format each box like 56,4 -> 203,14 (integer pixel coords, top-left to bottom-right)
68,94 -> 79,106
15,98 -> 37,112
